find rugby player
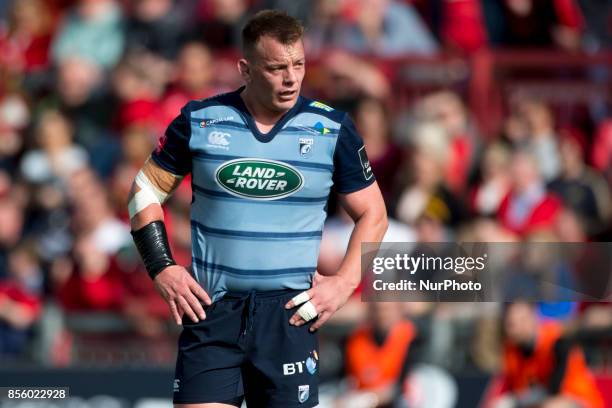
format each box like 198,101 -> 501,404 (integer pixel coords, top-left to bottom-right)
128,10 -> 388,408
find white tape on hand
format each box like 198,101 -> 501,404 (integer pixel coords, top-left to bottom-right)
291,291 -> 311,306
297,301 -> 318,322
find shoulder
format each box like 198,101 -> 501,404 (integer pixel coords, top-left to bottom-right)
298,96 -> 348,126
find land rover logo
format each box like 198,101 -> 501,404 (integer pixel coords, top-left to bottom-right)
215,158 -> 304,200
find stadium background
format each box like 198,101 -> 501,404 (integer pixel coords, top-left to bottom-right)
0,0 -> 610,407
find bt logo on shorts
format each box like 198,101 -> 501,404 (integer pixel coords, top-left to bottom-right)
283,361 -> 305,375
283,350 -> 318,375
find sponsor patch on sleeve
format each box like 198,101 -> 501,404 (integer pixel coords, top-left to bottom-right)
309,101 -> 334,112
358,146 -> 373,181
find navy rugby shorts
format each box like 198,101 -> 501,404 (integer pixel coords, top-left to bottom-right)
173,289 -> 319,407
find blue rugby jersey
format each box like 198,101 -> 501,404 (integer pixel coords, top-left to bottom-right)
152,87 -> 375,301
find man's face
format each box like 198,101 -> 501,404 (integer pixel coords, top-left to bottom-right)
240,36 -> 305,113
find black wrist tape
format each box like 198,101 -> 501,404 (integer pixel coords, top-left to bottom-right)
130,220 -> 176,280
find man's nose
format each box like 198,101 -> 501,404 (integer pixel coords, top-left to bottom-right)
283,67 -> 296,85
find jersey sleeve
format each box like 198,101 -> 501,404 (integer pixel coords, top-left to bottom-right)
332,114 -> 376,193
151,104 -> 192,176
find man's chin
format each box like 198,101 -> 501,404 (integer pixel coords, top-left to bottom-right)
273,98 -> 297,112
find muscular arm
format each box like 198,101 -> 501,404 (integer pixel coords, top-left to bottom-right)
128,157 -> 184,230
285,110 -> 388,330
335,181 -> 388,290
128,156 -> 210,325
286,182 -> 388,331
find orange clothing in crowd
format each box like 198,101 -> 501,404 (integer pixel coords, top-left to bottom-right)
501,322 -> 604,408
346,320 -> 415,390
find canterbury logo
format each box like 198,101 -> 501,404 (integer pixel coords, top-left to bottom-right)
208,131 -> 231,146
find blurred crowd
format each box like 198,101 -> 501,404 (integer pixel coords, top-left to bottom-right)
0,0 -> 610,405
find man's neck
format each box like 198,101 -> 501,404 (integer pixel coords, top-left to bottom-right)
241,87 -> 285,127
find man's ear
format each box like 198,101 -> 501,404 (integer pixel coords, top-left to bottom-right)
238,59 -> 251,83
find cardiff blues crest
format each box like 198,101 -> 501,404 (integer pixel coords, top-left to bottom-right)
299,138 -> 314,158
298,385 -> 310,403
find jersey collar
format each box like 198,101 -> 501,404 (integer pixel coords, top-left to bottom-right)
229,86 -> 303,143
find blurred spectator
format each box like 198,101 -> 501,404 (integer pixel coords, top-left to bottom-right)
20,110 -> 89,185
394,121 -> 465,228
56,58 -> 104,110
424,0 -> 489,54
505,98 -> 561,182
194,0 -> 250,50
67,168 -> 131,254
51,0 -> 125,69
302,0 -> 343,57
314,50 -> 392,102
120,125 -> 156,169
353,97 -> 402,203
522,100 -> 562,182
125,0 -> 187,60
52,57 -> 123,178
415,91 -> 481,194
0,0 -> 54,74
489,302 -> 603,408
470,144 -> 512,216
29,200 -> 72,265
55,234 -> 125,311
16,113 -> 79,264
549,129 -> 611,235
0,92 -> 30,172
0,242 -> 42,357
158,41 -> 216,128
333,0 -> 438,56
489,0 -> 584,50
344,302 -> 418,407
112,50 -> 168,132
414,205 -> 453,242
497,150 -> 562,236
501,233 -> 578,310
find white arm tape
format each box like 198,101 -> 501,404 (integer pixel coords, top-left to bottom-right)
128,170 -> 173,218
291,291 -> 311,306
297,301 -> 318,322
